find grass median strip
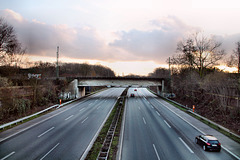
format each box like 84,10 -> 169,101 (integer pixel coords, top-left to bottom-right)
108,97 -> 126,160
85,100 -> 119,160
86,88 -> 128,160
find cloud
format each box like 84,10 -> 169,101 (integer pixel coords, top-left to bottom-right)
110,16 -> 200,63
215,34 -> 240,54
1,10 -> 239,65
0,9 -> 111,60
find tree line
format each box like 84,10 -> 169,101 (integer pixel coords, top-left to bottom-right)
148,32 -> 239,134
0,17 -> 239,133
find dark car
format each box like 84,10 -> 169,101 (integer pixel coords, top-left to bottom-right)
130,93 -> 135,97
195,135 -> 221,152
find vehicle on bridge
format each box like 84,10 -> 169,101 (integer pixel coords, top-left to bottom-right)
195,135 -> 221,152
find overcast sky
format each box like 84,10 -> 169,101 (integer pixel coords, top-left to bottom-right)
0,0 -> 240,75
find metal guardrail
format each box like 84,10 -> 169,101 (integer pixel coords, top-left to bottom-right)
160,95 -> 240,139
97,97 -> 123,160
0,88 -> 107,130
0,104 -> 59,130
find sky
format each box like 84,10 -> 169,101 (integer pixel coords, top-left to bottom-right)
0,0 -> 240,75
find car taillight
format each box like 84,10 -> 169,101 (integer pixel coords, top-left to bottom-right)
218,143 -> 221,146
206,143 -> 211,146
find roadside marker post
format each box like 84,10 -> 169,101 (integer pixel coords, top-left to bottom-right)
193,105 -> 195,112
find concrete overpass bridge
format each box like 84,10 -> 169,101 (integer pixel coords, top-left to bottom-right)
63,77 -> 168,99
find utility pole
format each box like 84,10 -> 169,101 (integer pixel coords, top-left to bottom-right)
169,57 -> 173,94
56,46 -> 59,79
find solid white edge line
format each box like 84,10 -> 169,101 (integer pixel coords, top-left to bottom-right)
221,146 -> 240,160
153,144 -> 161,160
156,99 -> 205,134
164,120 -> 171,128
156,111 -> 160,116
65,115 -> 74,121
156,98 -> 240,159
81,117 -> 88,124
143,117 -> 146,124
1,151 -> 15,160
38,127 -> 55,138
0,99 -> 87,143
179,137 -> 194,153
79,97 -> 119,160
40,143 -> 60,160
117,97 -> 127,160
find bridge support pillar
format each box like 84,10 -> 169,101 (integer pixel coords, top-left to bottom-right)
157,80 -> 165,96
78,86 -> 86,97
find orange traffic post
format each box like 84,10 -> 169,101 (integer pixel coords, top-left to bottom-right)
59,99 -> 62,105
193,105 -> 195,112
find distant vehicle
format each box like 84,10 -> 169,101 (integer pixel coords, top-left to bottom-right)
195,135 -> 221,152
130,93 -> 135,97
134,89 -> 137,91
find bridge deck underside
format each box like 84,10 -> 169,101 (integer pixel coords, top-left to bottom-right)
78,80 -> 162,87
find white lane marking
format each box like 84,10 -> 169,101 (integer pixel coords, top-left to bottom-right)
0,100 -> 86,143
156,97 -> 240,159
118,98 -> 127,160
65,115 -> 74,121
81,117 -> 88,124
156,111 -> 160,116
80,98 -> 119,160
79,108 -> 85,112
179,137 -> 194,153
138,107 -> 140,110
38,127 -> 55,138
164,120 -> 171,128
40,143 -> 60,160
1,151 -> 15,160
97,106 -> 101,110
153,144 -> 161,160
89,103 -> 93,106
143,117 -> 146,124
221,146 -> 240,160
151,105 -> 154,109
156,100 -> 205,134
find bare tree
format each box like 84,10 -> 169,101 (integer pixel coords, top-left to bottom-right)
0,18 -> 25,66
226,41 -> 240,73
170,32 -> 225,77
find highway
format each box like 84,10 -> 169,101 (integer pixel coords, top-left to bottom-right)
120,88 -> 236,160
0,88 -> 125,160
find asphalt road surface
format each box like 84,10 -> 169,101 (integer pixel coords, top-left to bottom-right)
120,88 -> 236,160
0,88 -> 125,160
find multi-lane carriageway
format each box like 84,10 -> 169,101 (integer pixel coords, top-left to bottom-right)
0,88 -> 125,160
0,88 -> 239,160
119,88 -> 238,160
